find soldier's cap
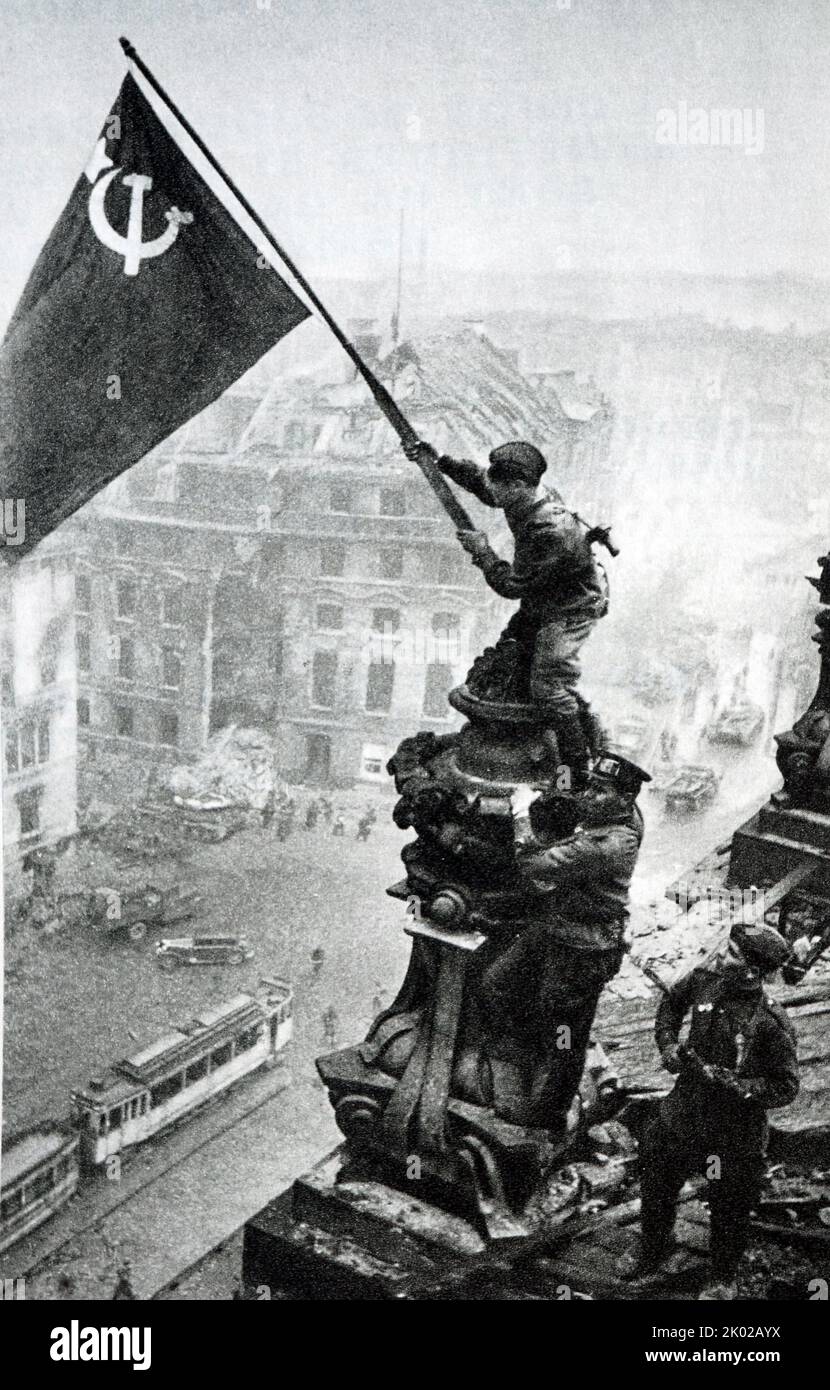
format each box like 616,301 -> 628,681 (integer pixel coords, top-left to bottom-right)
591,750 -> 652,796
730,921 -> 791,970
487,441 -> 547,486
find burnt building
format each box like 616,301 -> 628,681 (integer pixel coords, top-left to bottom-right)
1,534 -> 78,885
71,326 -> 613,799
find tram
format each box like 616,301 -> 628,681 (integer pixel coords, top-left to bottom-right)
0,1123 -> 80,1253
71,981 -> 293,1166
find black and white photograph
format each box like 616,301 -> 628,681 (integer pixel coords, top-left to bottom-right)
1,0 -> 829,1357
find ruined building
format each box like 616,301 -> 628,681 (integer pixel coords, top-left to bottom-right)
70,326 -> 613,803
1,534 -> 78,880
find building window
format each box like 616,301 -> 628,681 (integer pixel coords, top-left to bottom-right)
161,648 -> 182,690
379,488 -> 406,517
431,611 -> 461,661
320,542 -> 346,577
158,710 -> 179,746
40,641 -> 59,687
77,696 -> 91,728
5,715 -> 50,773
379,546 -> 403,579
153,461 -> 179,503
437,549 -> 463,585
37,713 -> 50,764
423,661 -> 453,717
161,587 -> 183,625
330,485 -> 353,514
115,704 -> 134,738
117,579 -> 137,618
16,786 -> 42,838
316,604 -> 343,631
76,629 -> 90,673
75,574 -> 91,614
372,607 -> 400,633
118,636 -> 135,681
366,660 -> 395,713
311,650 -> 337,709
284,421 -> 305,450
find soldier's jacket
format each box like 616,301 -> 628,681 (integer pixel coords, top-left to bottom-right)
655,965 -> 800,1153
513,813 -> 642,951
436,455 -> 606,623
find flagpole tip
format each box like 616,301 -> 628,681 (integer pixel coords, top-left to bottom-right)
119,36 -> 136,59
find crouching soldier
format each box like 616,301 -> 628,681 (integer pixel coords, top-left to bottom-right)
403,438 -> 608,783
617,921 -> 798,1300
481,752 -> 649,1133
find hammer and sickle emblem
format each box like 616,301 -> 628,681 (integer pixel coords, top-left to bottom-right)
88,166 -> 193,276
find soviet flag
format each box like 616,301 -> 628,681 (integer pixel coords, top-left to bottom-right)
0,73 -> 310,559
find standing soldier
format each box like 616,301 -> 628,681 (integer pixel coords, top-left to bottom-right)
616,921 -> 798,1300
111,1259 -> 137,1300
404,438 -> 609,783
321,1005 -> 339,1049
260,787 -> 276,829
482,752 -> 649,1133
331,813 -> 346,837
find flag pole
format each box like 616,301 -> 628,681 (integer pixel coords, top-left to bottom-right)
118,37 -> 475,533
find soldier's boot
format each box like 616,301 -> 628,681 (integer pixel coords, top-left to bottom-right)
697,1281 -> 737,1301
614,1237 -> 678,1282
541,708 -> 591,789
575,693 -> 608,759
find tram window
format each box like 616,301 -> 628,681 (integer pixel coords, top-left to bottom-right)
98,1113 -> 108,1136
151,1073 -> 184,1107
212,1042 -> 232,1068
237,1025 -> 262,1052
1,1190 -> 23,1219
187,1056 -> 208,1084
29,1171 -> 53,1200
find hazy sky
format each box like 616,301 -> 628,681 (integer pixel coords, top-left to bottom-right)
2,0 -> 829,329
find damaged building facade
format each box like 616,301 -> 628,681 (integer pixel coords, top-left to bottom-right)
1,534 -> 79,878
70,327 -> 612,803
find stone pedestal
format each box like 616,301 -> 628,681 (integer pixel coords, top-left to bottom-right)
241,1147 -> 712,1300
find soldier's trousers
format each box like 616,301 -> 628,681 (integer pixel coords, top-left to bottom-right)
481,932 -> 623,1129
496,609 -> 600,766
638,1111 -> 765,1280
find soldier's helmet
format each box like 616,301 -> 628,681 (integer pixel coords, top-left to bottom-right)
488,441 -> 547,486
730,921 -> 791,971
591,750 -> 652,798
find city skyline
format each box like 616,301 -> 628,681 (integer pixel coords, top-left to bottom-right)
2,0 -> 830,337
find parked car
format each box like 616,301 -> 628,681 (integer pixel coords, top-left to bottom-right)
155,934 -> 254,969
663,764 -> 720,815
706,699 -> 765,747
